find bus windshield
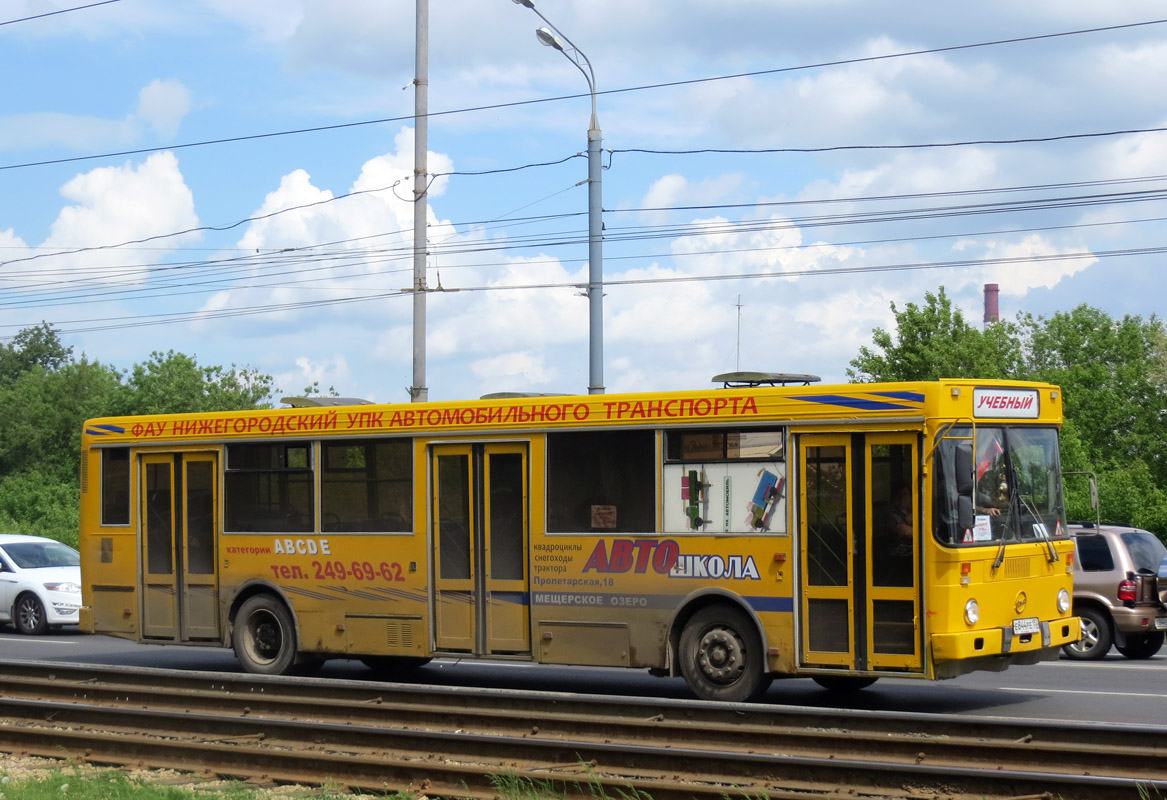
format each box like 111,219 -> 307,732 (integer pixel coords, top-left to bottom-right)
933,426 -> 1067,546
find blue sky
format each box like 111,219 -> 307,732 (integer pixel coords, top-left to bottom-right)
2,1 -> 1165,402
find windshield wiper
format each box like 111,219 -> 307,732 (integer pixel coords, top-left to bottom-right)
1015,492 -> 1059,563
991,491 -> 1019,570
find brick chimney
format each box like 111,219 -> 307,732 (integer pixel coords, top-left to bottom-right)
983,283 -> 999,325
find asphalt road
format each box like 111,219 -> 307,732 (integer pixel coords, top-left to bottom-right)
2,624 -> 1164,725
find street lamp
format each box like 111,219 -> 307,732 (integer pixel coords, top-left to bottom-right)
512,0 -> 604,394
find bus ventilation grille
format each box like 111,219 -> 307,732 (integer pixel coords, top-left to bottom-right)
386,621 -> 416,649
80,455 -> 89,494
1003,557 -> 1032,579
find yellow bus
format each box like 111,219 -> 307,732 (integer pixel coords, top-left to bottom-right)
79,374 -> 1078,701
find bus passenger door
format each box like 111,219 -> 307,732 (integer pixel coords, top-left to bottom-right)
140,452 -> 221,642
181,454 -> 220,640
432,443 -> 530,655
141,455 -> 178,639
798,435 -> 855,666
797,433 -> 922,673
865,434 -> 921,670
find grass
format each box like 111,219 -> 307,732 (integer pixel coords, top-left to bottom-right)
1,764 -> 684,800
0,766 -> 395,800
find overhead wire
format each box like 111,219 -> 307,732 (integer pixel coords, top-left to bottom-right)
4,16 -> 1167,335
0,0 -> 121,27
2,17 -> 1165,174
5,174 -> 1167,310
14,242 -> 1164,336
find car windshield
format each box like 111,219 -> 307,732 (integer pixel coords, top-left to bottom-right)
1121,531 -> 1167,572
1,541 -> 80,569
933,425 -> 1068,546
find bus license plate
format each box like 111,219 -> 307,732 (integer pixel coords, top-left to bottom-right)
1155,618 -> 1167,631
1012,617 -> 1040,635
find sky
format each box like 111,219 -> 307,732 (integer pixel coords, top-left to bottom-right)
1,0 -> 1165,404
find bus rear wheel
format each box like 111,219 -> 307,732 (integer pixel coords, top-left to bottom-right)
813,675 -> 878,692
233,595 -> 297,675
679,605 -> 770,702
361,656 -> 433,674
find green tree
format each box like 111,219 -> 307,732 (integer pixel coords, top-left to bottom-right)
850,291 -> 1167,537
848,287 -> 1022,382
121,351 -> 274,415
0,327 -> 276,544
1019,306 -> 1167,484
0,358 -> 124,481
0,322 -> 72,385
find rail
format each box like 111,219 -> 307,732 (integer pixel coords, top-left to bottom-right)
0,660 -> 1163,799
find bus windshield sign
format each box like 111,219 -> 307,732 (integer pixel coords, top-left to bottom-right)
973,388 -> 1039,419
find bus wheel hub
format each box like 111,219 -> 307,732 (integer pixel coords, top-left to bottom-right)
697,628 -> 744,683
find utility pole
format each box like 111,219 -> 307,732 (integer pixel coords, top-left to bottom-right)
409,0 -> 429,403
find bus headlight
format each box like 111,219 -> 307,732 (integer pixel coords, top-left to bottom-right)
964,598 -> 980,626
1057,588 -> 1071,614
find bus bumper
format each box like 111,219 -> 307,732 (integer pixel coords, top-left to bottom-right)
931,616 -> 1078,665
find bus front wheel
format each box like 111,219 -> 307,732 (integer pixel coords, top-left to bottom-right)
233,595 -> 297,675
679,605 -> 770,702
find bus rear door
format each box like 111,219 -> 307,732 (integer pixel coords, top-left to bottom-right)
431,442 -> 530,656
140,452 -> 221,642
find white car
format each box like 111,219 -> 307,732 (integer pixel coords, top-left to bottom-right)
0,534 -> 83,635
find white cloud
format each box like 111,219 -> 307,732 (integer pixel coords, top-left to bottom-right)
36,152 -> 199,281
470,351 -> 558,386
0,113 -> 136,151
273,354 -> 355,398
200,0 -> 305,41
0,80 -> 192,152
954,234 -> 1097,295
134,80 -> 192,139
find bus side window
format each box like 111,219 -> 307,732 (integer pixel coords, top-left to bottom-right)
101,447 -> 131,526
547,430 -> 655,533
225,443 -> 314,533
321,439 -> 412,532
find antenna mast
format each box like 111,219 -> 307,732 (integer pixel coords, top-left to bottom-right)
735,295 -> 743,371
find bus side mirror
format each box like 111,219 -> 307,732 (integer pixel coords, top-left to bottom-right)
956,441 -> 974,495
958,495 -> 975,533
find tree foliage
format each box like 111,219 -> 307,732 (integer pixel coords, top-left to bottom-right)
848,288 -> 1023,382
0,322 -> 73,386
0,326 -> 274,542
850,288 -> 1167,536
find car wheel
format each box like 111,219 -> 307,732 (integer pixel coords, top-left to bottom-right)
1115,631 -> 1164,659
14,593 -> 48,635
232,595 -> 298,675
1062,607 -> 1113,660
679,605 -> 772,702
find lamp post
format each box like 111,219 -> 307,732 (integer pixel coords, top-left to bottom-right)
512,0 -> 604,394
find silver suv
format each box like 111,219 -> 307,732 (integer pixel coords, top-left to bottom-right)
1063,522 -> 1167,660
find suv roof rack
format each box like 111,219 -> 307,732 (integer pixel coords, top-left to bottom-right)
712,371 -> 821,388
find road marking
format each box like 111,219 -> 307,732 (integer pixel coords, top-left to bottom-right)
1042,662 -> 1167,672
1001,686 -> 1167,699
0,636 -> 77,645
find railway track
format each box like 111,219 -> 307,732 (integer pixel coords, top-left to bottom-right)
0,659 -> 1164,799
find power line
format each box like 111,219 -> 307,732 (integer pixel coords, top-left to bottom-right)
3,18 -> 1165,173
4,175 -> 1167,307
0,0 -> 121,27
611,127 -> 1167,158
11,243 -> 1161,336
